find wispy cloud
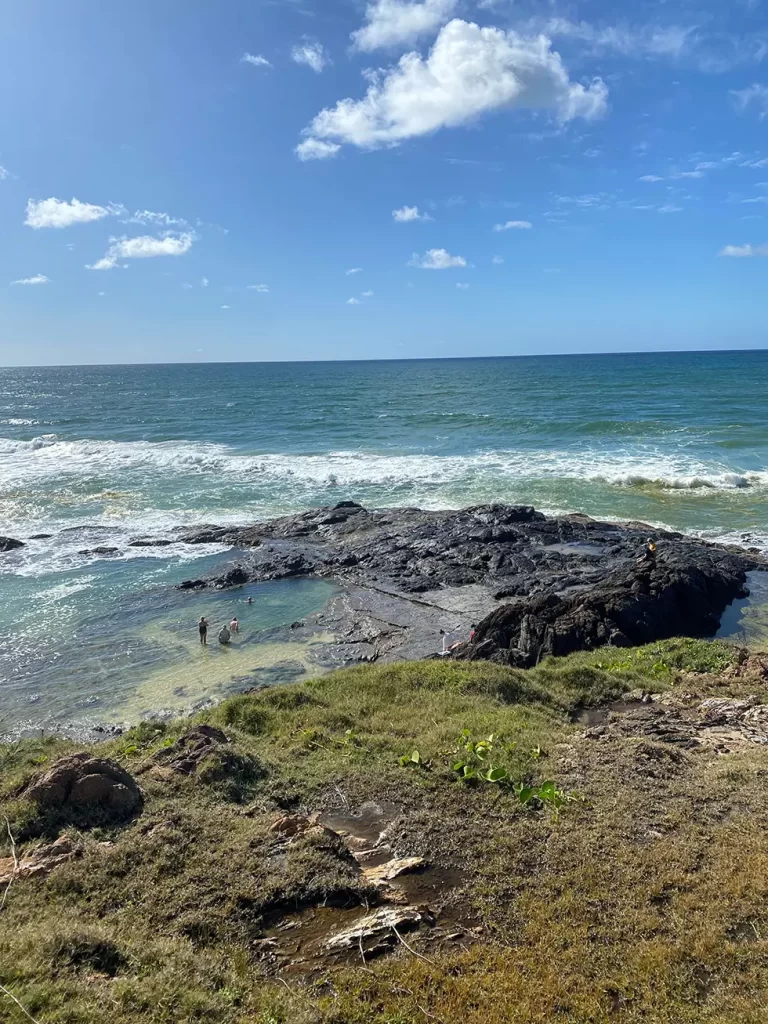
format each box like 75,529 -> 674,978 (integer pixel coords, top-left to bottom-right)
658,204 -> 683,213
455,282 -> 470,289
86,233 -> 194,270
409,248 -> 466,269
122,209 -> 190,229
296,138 -> 341,161
291,39 -> 330,73
11,273 -> 49,285
392,205 -> 432,222
361,289 -> 374,297
731,84 -> 768,118
492,255 -> 504,264
346,267 -> 363,275
347,296 -> 361,304
0,165 -> 9,181
247,283 -> 270,292
494,220 -> 532,231
720,243 -> 768,257
201,276 -> 209,287
242,52 -> 272,69
25,197 -> 120,229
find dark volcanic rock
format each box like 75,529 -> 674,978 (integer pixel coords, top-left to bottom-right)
457,556 -> 749,668
0,536 -> 24,551
28,533 -> 53,540
24,752 -> 143,823
129,538 -> 174,548
170,503 -> 761,664
78,546 -> 119,556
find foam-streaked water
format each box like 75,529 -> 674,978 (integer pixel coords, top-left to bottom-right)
1,352 -> 767,733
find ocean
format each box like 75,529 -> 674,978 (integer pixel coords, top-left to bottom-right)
2,351 -> 767,736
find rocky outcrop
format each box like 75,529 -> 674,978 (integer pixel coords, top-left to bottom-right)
0,835 -> 82,885
173,502 -> 760,666
0,536 -> 24,552
456,555 -> 749,668
151,725 -> 230,775
24,753 -> 143,822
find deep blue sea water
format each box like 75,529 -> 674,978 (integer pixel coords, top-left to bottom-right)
2,352 -> 767,734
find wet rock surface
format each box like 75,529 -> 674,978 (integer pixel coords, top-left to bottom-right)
23,752 -> 143,821
0,535 -> 24,552
173,502 -> 761,666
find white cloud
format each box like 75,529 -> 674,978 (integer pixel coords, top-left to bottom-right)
98,291 -> 105,296
298,19 -> 607,158
242,52 -> 272,68
247,283 -> 270,292
296,138 -> 341,161
674,170 -> 703,179
409,247 -> 466,269
494,219 -> 532,231
492,255 -> 504,264
742,157 -> 768,168
11,273 -> 49,285
732,84 -> 768,118
362,289 -> 374,297
720,243 -> 768,257
658,204 -> 683,213
124,209 -> 190,229
25,197 -> 119,229
201,276 -> 209,287
351,0 -> 457,53
456,282 -> 470,289
221,304 -> 230,309
86,232 -> 194,270
346,267 -> 363,275
292,40 -> 330,73
0,165 -> 9,180
182,282 -> 193,289
347,297 -> 361,304
639,174 -> 663,182
393,204 -> 431,221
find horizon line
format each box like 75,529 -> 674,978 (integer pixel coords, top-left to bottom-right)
1,346 -> 767,370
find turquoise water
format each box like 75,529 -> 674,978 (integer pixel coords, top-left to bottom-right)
1,352 -> 768,733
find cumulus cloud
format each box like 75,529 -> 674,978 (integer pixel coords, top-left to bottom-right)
409,247 -> 466,269
346,267 -> 363,275
25,197 -> 120,229
731,84 -> 768,118
292,40 -> 330,73
298,19 -> 607,158
242,52 -> 272,68
86,233 -> 194,270
11,273 -> 49,285
351,0 -> 457,53
494,219 -> 532,231
393,205 -> 432,221
296,138 -> 341,161
0,165 -> 9,180
247,283 -> 270,292
720,243 -> 768,257
201,277 -> 209,287
347,296 -> 361,304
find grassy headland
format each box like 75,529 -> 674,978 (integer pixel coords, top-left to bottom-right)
2,639 -> 768,1024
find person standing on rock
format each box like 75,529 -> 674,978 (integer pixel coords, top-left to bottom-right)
198,616 -> 208,645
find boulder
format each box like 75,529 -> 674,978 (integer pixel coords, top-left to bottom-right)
23,753 -> 142,822
152,725 -> 230,775
0,536 -> 24,552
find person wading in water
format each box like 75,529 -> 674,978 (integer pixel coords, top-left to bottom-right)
198,616 -> 208,645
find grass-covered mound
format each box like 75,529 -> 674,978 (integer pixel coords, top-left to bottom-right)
2,639 -> 768,1024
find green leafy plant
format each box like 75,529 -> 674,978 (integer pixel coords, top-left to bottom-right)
398,748 -> 424,768
451,730 -> 511,783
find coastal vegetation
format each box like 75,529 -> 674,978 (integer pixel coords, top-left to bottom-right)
2,639 -> 768,1023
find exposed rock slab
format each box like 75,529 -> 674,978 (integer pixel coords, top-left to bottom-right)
172,502 -> 760,666
0,536 -> 24,552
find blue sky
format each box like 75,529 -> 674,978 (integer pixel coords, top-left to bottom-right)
1,0 -> 767,364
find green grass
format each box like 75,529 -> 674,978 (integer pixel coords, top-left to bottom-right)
2,638 -> 767,1024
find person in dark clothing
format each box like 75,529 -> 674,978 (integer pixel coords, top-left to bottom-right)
198,616 -> 208,645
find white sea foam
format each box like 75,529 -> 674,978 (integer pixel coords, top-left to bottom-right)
1,434 -> 766,494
